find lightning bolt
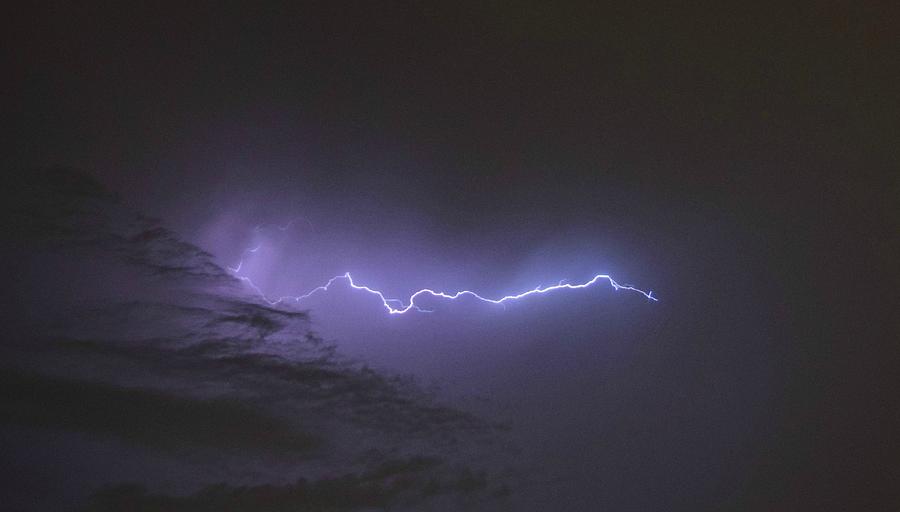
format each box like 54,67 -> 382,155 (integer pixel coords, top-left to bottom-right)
253,216 -> 313,232
236,272 -> 656,314
228,223 -> 657,314
229,218 -> 313,272
227,243 -> 261,273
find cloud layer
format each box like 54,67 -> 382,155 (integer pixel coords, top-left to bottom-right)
2,168 -> 509,511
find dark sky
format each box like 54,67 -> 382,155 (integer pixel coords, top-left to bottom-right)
3,2 -> 898,511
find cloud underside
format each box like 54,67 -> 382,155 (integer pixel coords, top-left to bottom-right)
86,462 -> 497,512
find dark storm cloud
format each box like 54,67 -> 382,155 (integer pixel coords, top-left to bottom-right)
84,458 -> 498,512
119,226 -> 227,280
30,331 -> 488,439
2,169 -> 509,510
2,370 -> 318,453
7,168 -> 229,286
7,168 -> 491,432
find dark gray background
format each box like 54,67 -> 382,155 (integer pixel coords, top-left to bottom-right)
3,2 -> 897,510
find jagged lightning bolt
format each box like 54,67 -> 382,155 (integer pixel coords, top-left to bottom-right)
227,243 -> 261,273
253,216 -> 313,232
230,217 -> 313,272
237,272 -> 657,314
228,224 -> 657,314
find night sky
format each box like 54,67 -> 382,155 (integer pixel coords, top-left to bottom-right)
3,2 -> 898,511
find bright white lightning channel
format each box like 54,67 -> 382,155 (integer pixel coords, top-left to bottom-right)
228,240 -> 657,314
235,271 -> 657,314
